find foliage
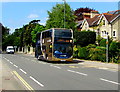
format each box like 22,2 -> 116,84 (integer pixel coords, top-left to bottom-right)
99,37 -> 112,47
109,41 -> 120,63
86,44 -> 96,49
73,45 -> 78,58
78,47 -> 88,59
99,39 -> 106,47
88,46 -> 106,62
74,31 -> 96,47
2,20 -> 46,49
74,7 -> 97,21
31,24 -> 46,43
46,3 -> 76,30
2,26 -> 10,51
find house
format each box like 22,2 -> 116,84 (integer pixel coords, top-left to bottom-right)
80,10 -> 120,41
75,8 -> 99,31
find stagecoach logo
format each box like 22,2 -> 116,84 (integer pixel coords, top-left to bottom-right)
60,55 -> 66,57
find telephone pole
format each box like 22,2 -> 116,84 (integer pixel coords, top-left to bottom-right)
62,0 -> 66,28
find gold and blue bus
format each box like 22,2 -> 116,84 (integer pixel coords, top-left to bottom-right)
35,28 -> 73,62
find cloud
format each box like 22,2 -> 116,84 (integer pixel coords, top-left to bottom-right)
27,14 -> 39,19
39,22 -> 46,26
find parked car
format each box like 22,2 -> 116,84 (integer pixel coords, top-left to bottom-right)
6,46 -> 14,54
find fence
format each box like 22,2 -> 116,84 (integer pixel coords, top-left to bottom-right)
17,46 -> 35,55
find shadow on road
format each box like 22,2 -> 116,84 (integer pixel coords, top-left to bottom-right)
38,59 -> 84,64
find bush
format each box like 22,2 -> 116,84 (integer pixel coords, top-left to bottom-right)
109,41 -> 120,63
88,46 -> 106,62
74,31 -> 96,47
86,44 -> 96,49
78,47 -> 88,59
100,39 -> 106,47
99,37 -> 112,47
73,45 -> 78,58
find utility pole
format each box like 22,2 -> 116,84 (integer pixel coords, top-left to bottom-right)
62,0 -> 66,28
106,32 -> 109,63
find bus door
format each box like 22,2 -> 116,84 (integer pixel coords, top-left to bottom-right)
46,38 -> 52,60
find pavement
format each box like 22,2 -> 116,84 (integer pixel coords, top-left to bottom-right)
0,54 -> 25,91
74,59 -> 119,71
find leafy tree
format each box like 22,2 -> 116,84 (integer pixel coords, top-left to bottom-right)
23,20 -> 40,47
31,24 -> 46,44
46,3 -> 76,30
1,25 -> 10,51
74,7 -> 97,21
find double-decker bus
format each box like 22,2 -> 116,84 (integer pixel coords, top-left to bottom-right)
35,28 -> 73,61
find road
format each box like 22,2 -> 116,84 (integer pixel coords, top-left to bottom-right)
1,53 -> 119,91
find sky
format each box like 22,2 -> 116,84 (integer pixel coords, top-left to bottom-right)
0,1 -> 119,33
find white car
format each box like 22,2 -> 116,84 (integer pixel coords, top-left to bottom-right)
6,46 -> 14,54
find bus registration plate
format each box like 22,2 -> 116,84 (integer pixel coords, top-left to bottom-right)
60,60 -> 66,61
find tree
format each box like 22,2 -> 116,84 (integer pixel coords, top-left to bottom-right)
46,3 -> 76,30
23,20 -> 41,47
74,7 -> 97,21
1,25 -> 10,51
31,24 -> 46,44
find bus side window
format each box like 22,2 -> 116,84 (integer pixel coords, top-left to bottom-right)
42,45 -> 46,52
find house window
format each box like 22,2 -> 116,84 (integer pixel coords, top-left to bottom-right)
113,31 -> 116,37
85,23 -> 87,29
102,31 -> 104,36
103,20 -> 105,25
104,31 -> 106,36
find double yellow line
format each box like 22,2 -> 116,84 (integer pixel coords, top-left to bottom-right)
13,71 -> 35,92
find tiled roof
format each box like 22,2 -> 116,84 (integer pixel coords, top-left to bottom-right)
86,14 -> 101,26
87,11 -> 120,26
107,10 -> 120,14
76,20 -> 83,27
109,13 -> 120,23
79,10 -> 120,28
103,13 -> 120,23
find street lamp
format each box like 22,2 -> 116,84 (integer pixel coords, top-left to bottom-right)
106,32 -> 109,63
62,0 -> 66,28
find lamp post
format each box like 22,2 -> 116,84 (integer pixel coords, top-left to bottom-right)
106,32 -> 109,63
62,0 -> 66,28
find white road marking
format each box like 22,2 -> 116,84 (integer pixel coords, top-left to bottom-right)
7,59 -> 10,62
78,63 -> 84,65
10,62 -> 13,64
98,67 -> 117,72
29,76 -> 44,87
100,78 -> 120,85
98,67 -> 108,70
3,57 -> 8,61
67,70 -> 88,76
19,68 -> 27,74
14,64 -> 18,68
50,65 -> 61,69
